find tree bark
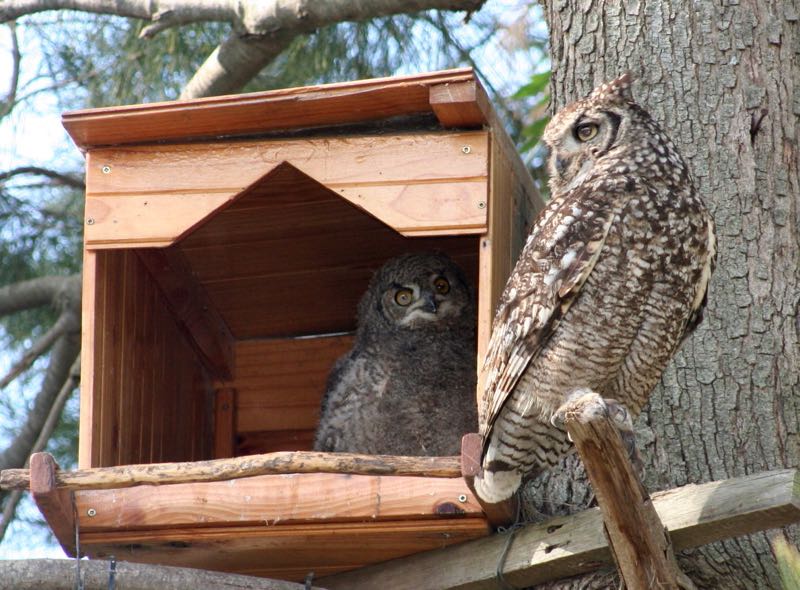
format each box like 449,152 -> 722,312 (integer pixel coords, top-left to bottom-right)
530,1 -> 799,588
0,559 -> 323,590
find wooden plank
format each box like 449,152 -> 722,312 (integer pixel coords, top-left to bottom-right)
459,433 -> 516,528
83,131 -> 489,247
73,474 -> 483,530
30,453 -> 77,557
429,81 -> 490,128
477,132 -> 513,377
138,247 -> 235,380
1,452 -> 463,492
563,391 -> 691,589
77,519 -> 489,582
231,336 -> 352,437
62,68 -> 486,149
214,388 -> 236,459
78,249 -> 99,469
320,469 -> 800,590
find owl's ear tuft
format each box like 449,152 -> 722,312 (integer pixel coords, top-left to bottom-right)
592,72 -> 634,102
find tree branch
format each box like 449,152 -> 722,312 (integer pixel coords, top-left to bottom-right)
0,559 -> 321,590
0,356 -> 80,541
0,275 -> 81,473
0,22 -> 20,119
0,166 -> 85,190
181,0 -> 485,98
0,274 -> 80,317
0,0 -> 485,99
0,313 -> 70,389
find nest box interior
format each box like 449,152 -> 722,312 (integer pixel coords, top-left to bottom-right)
44,69 -> 541,582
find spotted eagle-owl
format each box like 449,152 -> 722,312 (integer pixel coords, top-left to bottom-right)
475,73 -> 716,503
314,252 -> 478,456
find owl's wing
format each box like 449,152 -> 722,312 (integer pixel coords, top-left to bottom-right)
478,183 -> 627,442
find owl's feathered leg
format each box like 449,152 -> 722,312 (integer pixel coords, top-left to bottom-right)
551,389 -> 644,479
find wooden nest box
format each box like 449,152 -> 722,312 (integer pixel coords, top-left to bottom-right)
55,69 -> 540,581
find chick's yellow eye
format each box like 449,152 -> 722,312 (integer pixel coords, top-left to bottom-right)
433,277 -> 450,295
394,289 -> 413,306
575,123 -> 599,142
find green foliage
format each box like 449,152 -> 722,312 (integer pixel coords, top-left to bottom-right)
513,70 -> 550,153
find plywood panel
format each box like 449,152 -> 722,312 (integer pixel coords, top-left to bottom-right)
87,250 -> 212,467
83,131 -> 488,247
230,337 -> 353,447
63,68 -> 485,149
78,519 -> 489,582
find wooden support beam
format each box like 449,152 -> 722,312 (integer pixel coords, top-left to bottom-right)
137,247 -> 235,380
1,451 -> 461,492
561,391 -> 693,589
29,453 -> 78,557
320,468 -> 800,590
213,387 -> 237,458
460,433 -> 517,527
429,81 -> 488,128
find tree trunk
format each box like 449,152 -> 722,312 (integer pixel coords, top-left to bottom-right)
530,1 -> 799,588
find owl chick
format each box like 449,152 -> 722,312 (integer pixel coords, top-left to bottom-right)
476,73 -> 716,503
314,252 -> 478,456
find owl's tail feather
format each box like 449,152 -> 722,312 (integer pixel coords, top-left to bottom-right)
474,466 -> 521,504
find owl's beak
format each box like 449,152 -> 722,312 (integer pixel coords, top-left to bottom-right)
421,292 -> 438,313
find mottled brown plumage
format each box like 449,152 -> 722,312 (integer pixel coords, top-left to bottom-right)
475,74 -> 716,503
314,252 -> 478,456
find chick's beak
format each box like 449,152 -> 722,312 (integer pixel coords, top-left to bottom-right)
421,292 -> 438,313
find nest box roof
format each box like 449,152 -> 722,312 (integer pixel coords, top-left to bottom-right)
62,68 -> 492,150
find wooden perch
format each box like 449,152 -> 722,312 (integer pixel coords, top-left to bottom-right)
321,468 -> 800,589
1,450 -> 461,492
561,391 -> 694,589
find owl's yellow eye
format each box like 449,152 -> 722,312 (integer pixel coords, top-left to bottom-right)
433,277 -> 450,295
575,123 -> 599,142
394,288 -> 414,306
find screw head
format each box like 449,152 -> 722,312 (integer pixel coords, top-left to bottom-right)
461,145 -> 471,154
86,218 -> 95,225
101,166 -> 111,174
458,494 -> 468,503
87,508 -> 97,517
477,201 -> 486,209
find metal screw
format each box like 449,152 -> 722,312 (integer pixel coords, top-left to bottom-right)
461,145 -> 471,154
458,494 -> 468,503
477,201 -> 486,209
86,218 -> 95,225
87,508 -> 97,517
102,166 -> 111,174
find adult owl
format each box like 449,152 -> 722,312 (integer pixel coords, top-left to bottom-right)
314,252 -> 478,456
475,73 -> 716,503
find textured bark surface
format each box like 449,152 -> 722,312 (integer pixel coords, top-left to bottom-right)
530,1 -> 799,588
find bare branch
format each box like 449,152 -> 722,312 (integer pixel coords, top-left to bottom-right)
181,0 -> 485,98
1,0 -> 485,100
0,22 -> 20,118
0,313 -> 70,389
0,274 -> 80,317
0,166 -> 85,190
0,356 -> 80,540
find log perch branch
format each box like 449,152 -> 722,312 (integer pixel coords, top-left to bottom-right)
0,450 -> 462,492
562,391 -> 696,590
